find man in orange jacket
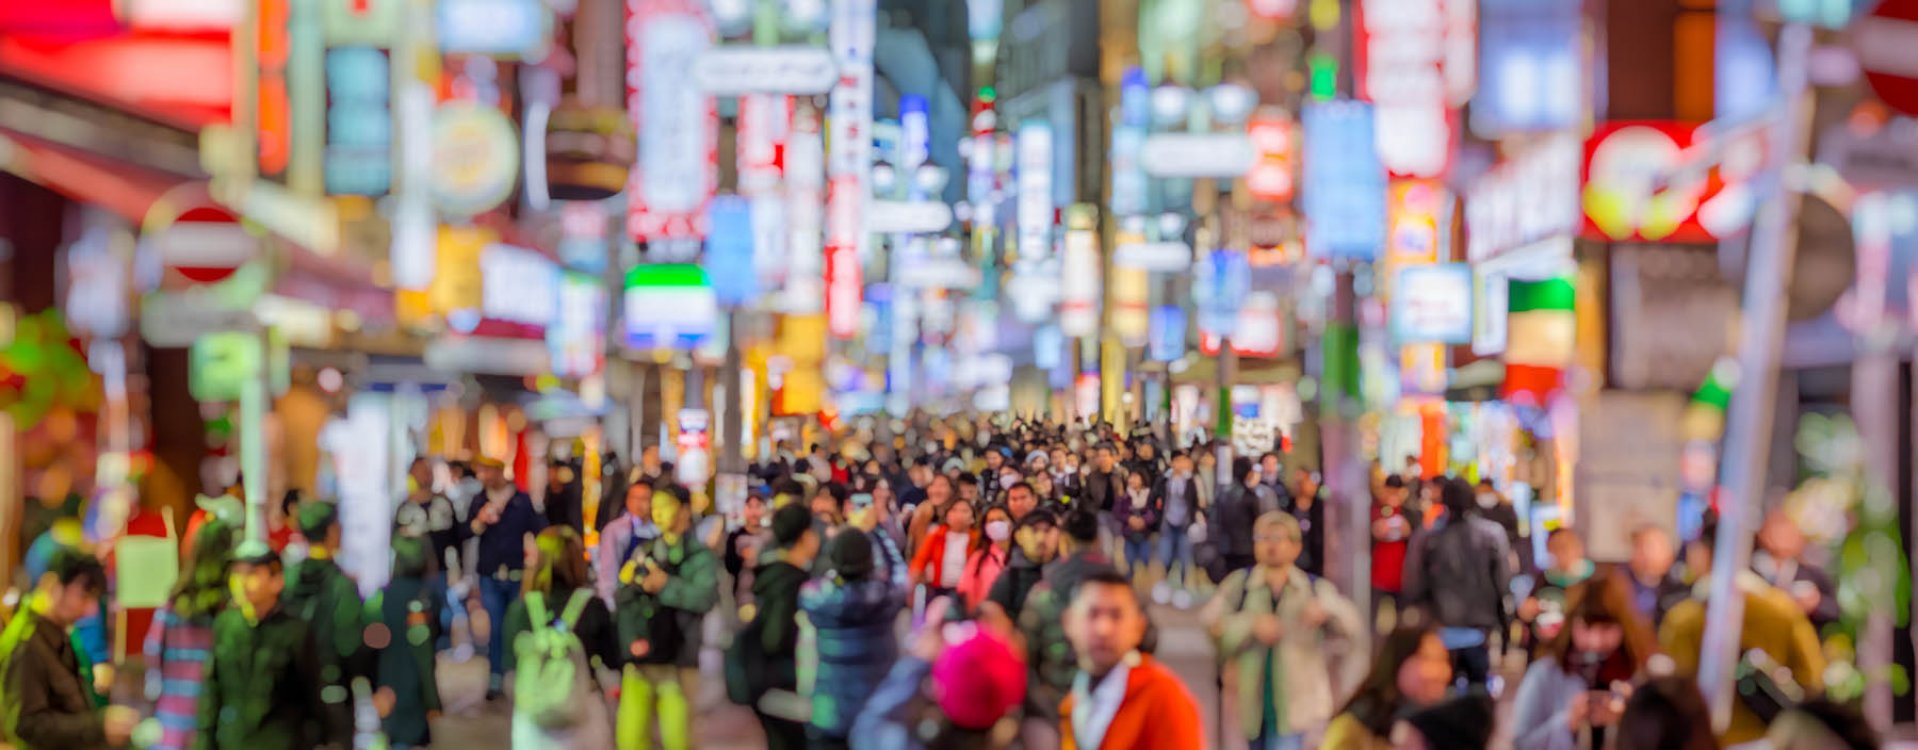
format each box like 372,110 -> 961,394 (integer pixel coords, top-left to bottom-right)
1059,569 -> 1202,749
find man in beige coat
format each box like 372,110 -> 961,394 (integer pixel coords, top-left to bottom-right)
1202,512 -> 1363,749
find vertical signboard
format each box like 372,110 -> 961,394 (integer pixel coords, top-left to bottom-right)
785,104 -> 826,313
826,0 -> 876,338
1017,123 -> 1054,259
1302,102 -> 1387,261
1356,0 -> 1454,178
259,0 -> 292,178
706,196 -> 759,306
1111,68 -> 1149,217
323,47 -> 392,195
627,0 -> 717,258
1060,204 -> 1100,337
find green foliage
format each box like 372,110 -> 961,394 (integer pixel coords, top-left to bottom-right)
0,310 -> 99,426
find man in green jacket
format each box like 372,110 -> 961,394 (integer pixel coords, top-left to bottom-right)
283,502 -> 375,718
198,542 -> 349,750
614,484 -> 719,750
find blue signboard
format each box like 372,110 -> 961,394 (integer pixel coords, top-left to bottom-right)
1195,250 -> 1250,337
1390,264 -> 1475,344
1473,0 -> 1581,137
705,196 -> 758,306
1148,305 -> 1186,362
324,47 -> 392,196
1302,101 -> 1386,261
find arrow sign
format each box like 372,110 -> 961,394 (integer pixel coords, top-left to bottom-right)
694,47 -> 839,95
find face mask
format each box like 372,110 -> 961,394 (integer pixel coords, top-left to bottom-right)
1000,474 -> 1018,489
985,520 -> 1012,542
1477,492 -> 1499,509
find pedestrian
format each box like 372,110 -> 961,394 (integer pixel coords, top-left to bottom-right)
985,507 -> 1059,620
723,493 -> 772,610
1766,699 -> 1878,750
1202,512 -> 1363,750
1031,471 -> 1062,508
1520,528 -> 1595,648
1658,515 -> 1824,746
370,536 -> 444,750
614,485 -> 718,750
909,497 -> 980,602
395,456 -> 460,649
1473,479 -> 1524,562
1115,470 -> 1159,582
1399,478 -> 1513,689
906,474 -> 957,559
1754,509 -> 1841,631
1320,619 -> 1454,750
1614,676 -> 1720,750
851,597 -> 1026,749
1511,574 -> 1659,750
1016,509 -> 1118,750
1393,693 -> 1496,750
1059,569 -> 1203,749
1624,525 -> 1689,629
801,528 -> 908,749
1370,475 -> 1415,623
1286,467 -> 1326,578
1004,477 -> 1039,522
1214,457 -> 1270,575
739,504 -> 820,750
142,517 -> 236,750
466,456 -> 549,700
958,505 -> 1015,611
1155,452 -> 1202,607
1083,444 -> 1126,558
269,489 -> 302,554
503,527 -> 618,749
0,548 -> 139,750
197,542 -> 349,749
597,477 -> 660,606
596,450 -> 630,533
282,501 -> 374,725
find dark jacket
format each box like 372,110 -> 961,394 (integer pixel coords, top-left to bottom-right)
751,560 -> 811,692
1084,469 -> 1123,513
371,577 -> 442,747
1214,483 -> 1273,558
1156,475 -> 1202,529
985,547 -> 1047,619
1017,549 -> 1120,721
197,606 -> 347,750
0,611 -> 105,750
1115,488 -> 1162,538
465,489 -> 548,579
800,571 -> 907,738
595,463 -> 630,532
544,480 -> 585,534
282,557 -> 375,706
393,494 -> 460,576
1402,515 -> 1513,631
615,534 -> 720,668
1287,490 -> 1326,577
502,586 -> 620,675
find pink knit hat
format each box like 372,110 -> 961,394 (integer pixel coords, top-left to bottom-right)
930,626 -> 1028,730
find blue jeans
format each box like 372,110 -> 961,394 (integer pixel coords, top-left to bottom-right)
1253,732 -> 1304,750
1123,536 -> 1154,576
480,575 -> 518,685
1159,525 -> 1193,586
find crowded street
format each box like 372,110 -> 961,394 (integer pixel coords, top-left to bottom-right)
3,0 -> 1918,747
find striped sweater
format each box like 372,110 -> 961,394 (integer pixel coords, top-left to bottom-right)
142,606 -> 216,750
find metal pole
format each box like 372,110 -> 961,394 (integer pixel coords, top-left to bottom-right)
1322,268 -> 1370,621
1699,21 -> 1813,731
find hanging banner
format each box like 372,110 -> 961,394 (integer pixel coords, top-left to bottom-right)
705,196 -> 759,306
1302,102 -> 1388,261
1060,204 -> 1101,337
1017,123 -> 1054,259
1149,305 -> 1187,362
1356,0 -> 1455,178
627,0 -> 717,256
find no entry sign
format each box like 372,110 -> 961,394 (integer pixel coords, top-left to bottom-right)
1859,1 -> 1918,115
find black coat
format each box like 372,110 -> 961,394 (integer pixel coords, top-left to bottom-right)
197,606 -> 348,750
282,558 -> 375,699
750,560 -> 811,691
1213,483 -> 1269,558
985,548 -> 1047,619
371,577 -> 442,746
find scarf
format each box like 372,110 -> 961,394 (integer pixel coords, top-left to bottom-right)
1071,654 -> 1136,750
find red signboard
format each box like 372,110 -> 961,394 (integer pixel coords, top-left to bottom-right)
825,176 -> 862,338
258,0 -> 290,176
1860,0 -> 1918,116
1354,0 -> 1456,178
1581,121 -> 1757,244
1246,114 -> 1295,203
625,0 -> 716,250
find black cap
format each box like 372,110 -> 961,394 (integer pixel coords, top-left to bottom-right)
1400,694 -> 1495,749
828,528 -> 876,580
772,503 -> 813,547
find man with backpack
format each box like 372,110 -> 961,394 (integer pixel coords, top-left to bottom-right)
1202,512 -> 1363,749
728,503 -> 819,750
506,527 -> 618,749
281,502 -> 377,725
1401,478 -> 1513,689
614,485 -> 718,750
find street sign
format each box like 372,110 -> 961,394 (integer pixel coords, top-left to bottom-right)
140,291 -> 259,347
153,206 -> 255,287
1114,241 -> 1193,272
1858,3 -> 1918,116
1140,133 -> 1257,178
693,46 -> 839,95
867,200 -> 954,233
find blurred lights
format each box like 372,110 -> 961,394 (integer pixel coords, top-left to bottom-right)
1150,85 -> 1191,128
1207,83 -> 1256,126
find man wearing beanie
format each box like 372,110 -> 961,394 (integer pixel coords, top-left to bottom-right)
800,528 -> 907,748
745,503 -> 820,750
280,501 -> 376,727
852,597 -> 1028,749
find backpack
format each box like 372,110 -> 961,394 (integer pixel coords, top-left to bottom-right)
512,589 -> 596,729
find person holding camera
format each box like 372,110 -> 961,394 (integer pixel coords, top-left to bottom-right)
614,486 -> 718,750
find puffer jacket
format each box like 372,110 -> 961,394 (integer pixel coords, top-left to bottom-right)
1401,516 -> 1512,631
799,572 -> 906,739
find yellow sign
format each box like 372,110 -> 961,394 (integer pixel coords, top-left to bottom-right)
431,226 -> 490,317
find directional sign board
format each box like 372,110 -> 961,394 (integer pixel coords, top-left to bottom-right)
1141,133 -> 1257,178
694,47 -> 838,95
1114,241 -> 1193,272
867,200 -> 953,233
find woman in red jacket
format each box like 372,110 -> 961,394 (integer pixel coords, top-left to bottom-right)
909,497 -> 979,601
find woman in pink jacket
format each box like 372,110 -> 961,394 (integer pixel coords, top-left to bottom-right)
958,505 -> 1014,610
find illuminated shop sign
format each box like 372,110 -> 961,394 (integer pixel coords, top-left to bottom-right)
1246,114 -> 1296,203
1302,102 -> 1387,261
258,0 -> 292,178
1357,0 -> 1454,178
627,0 -> 717,256
1017,123 -> 1053,259
706,196 -> 759,306
1582,121 -> 1756,243
430,103 -> 520,217
1392,263 -> 1474,344
1200,291 -> 1283,357
623,264 -> 717,349
323,47 -> 392,196
1466,134 -> 1580,262
825,0 -> 875,337
481,244 -> 559,328
438,0 -> 552,58
1472,0 -> 1579,137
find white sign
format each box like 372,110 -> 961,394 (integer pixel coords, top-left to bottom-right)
1060,226 -> 1100,336
437,0 -> 550,58
481,244 -> 559,327
431,103 -> 521,217
1016,124 -> 1053,259
693,47 -> 838,94
628,0 -> 717,241
1361,0 -> 1452,177
1465,134 -> 1580,262
895,258 -> 983,290
1113,241 -> 1193,272
1576,391 -> 1684,562
826,0 -> 875,263
140,292 -> 259,347
867,200 -> 954,233
1140,133 -> 1257,178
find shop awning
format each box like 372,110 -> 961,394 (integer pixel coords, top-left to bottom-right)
0,129 -> 186,223
274,244 -> 396,331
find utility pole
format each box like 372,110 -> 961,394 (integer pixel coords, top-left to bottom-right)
1699,21 -> 1813,732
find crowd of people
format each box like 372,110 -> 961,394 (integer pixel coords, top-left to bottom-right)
0,415 -> 1887,749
